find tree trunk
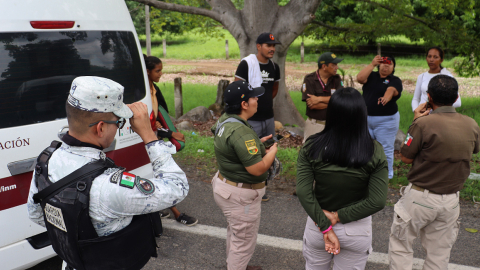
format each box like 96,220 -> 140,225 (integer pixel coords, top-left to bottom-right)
134,0 -> 321,127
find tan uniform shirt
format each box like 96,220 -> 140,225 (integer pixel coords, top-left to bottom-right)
401,106 -> 480,194
301,72 -> 343,121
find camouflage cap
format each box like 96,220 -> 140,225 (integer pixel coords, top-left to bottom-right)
67,76 -> 133,119
318,52 -> 343,68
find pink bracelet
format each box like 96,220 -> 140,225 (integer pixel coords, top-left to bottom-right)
322,225 -> 332,234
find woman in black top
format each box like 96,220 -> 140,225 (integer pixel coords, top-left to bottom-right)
144,55 -> 197,226
356,55 -> 403,179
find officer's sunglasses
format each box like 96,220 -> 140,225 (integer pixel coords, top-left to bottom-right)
88,118 -> 126,129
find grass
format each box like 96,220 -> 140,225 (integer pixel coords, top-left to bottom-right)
158,81 -> 480,134
159,81 -> 480,201
141,30 -> 459,68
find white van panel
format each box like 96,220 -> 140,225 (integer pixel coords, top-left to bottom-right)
0,0 -> 134,32
0,238 -> 55,270
0,205 -> 46,248
0,0 -> 154,267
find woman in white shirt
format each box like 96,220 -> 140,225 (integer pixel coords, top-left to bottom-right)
411,47 -> 461,111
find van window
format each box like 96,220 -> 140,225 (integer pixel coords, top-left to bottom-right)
0,31 -> 146,129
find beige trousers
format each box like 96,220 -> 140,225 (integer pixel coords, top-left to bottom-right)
303,117 -> 326,143
303,216 -> 373,270
388,183 -> 460,270
212,172 -> 265,270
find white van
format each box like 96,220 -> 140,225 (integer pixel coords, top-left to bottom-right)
0,1 -> 153,269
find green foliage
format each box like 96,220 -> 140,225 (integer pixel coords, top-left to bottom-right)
126,0 -> 224,38
305,0 -> 480,77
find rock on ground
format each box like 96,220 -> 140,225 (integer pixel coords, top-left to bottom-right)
394,129 -> 406,151
274,121 -> 283,131
178,106 -> 212,122
176,121 -> 195,131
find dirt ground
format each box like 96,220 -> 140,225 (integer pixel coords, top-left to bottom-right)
161,59 -> 480,97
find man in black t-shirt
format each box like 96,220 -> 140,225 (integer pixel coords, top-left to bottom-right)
235,32 -> 281,138
235,32 -> 281,202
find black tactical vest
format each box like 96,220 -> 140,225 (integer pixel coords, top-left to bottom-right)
33,141 -> 161,270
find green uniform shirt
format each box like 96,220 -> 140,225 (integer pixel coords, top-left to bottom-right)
211,113 -> 267,184
296,140 -> 388,231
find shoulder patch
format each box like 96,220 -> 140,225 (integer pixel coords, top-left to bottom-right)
109,169 -> 124,184
245,139 -> 258,155
119,172 -> 136,189
218,126 -> 225,137
404,133 -> 413,146
135,176 -> 155,195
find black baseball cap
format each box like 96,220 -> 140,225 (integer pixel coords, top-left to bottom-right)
256,33 -> 281,45
318,52 -> 343,68
224,81 -> 265,106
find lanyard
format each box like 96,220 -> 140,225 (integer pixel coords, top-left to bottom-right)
316,71 -> 327,92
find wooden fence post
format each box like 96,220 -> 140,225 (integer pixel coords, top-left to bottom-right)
145,5 -> 151,56
174,78 -> 183,118
225,40 -> 229,60
301,41 -> 304,63
216,79 -> 229,106
163,39 -> 167,58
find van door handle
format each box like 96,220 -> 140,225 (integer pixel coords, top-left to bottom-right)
8,157 -> 36,176
58,125 -> 69,140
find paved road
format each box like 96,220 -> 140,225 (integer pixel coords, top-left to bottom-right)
29,178 -> 480,270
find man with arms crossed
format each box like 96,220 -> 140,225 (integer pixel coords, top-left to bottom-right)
388,75 -> 480,269
301,52 -> 343,143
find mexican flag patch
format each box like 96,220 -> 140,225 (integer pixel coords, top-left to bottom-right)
404,133 -> 413,146
119,172 -> 136,189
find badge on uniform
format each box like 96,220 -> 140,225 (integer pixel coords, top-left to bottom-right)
110,169 -> 124,184
119,172 -> 136,189
135,176 -> 155,195
302,83 -> 306,92
404,133 -> 413,146
245,139 -> 258,155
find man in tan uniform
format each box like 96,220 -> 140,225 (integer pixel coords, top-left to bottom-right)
388,75 -> 480,269
301,52 -> 343,143
211,81 -> 278,270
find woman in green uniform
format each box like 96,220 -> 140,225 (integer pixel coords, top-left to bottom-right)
296,87 -> 389,270
211,80 -> 278,270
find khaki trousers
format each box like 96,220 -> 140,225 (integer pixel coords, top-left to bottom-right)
212,172 -> 265,270
303,216 -> 373,270
303,117 -> 326,143
388,183 -> 460,270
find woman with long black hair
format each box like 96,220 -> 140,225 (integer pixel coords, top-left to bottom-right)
296,87 -> 389,269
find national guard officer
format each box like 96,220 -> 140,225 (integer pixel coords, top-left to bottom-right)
27,76 -> 189,270
211,80 -> 278,270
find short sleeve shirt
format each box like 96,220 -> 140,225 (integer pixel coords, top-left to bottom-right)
401,106 -> 480,194
301,72 -> 343,120
213,114 -> 267,184
362,72 -> 403,116
235,60 -> 281,121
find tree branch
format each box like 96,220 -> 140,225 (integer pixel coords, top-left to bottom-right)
358,0 -> 437,31
311,20 -> 350,31
131,0 -> 223,23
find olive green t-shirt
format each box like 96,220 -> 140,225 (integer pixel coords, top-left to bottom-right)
296,140 -> 388,231
211,113 -> 267,184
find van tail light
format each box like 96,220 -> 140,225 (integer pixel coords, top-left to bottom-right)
150,111 -> 156,131
30,21 -> 75,29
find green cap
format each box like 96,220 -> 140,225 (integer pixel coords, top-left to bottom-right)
318,52 -> 343,68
